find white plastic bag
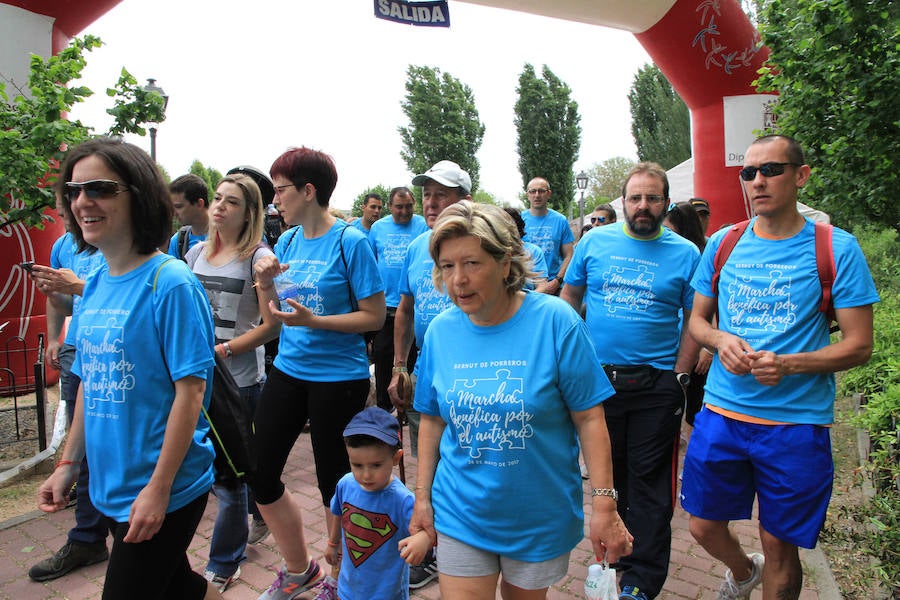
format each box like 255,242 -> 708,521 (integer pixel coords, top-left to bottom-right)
584,561 -> 618,599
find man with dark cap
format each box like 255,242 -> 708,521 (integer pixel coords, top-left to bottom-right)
689,197 -> 711,238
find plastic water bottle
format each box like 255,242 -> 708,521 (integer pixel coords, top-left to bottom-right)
584,563 -> 605,599
273,274 -> 300,312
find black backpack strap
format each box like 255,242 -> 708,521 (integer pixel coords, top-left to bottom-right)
177,226 -> 192,262
339,224 -> 358,311
248,243 -> 264,282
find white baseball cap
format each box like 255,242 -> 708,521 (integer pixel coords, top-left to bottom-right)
412,160 -> 472,194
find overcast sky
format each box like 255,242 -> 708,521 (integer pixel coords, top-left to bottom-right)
68,0 -> 652,210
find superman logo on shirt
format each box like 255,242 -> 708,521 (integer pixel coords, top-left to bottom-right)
341,503 -> 398,567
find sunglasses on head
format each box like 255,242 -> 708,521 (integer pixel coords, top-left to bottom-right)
64,180 -> 127,203
739,162 -> 800,181
590,216 -> 607,224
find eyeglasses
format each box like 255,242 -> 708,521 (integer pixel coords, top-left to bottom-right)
526,188 -> 549,195
625,194 -> 665,205
64,180 -> 127,203
739,162 -> 800,181
590,216 -> 607,224
273,184 -> 296,196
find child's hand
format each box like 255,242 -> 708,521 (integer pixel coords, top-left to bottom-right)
398,530 -> 433,566
324,540 -> 341,567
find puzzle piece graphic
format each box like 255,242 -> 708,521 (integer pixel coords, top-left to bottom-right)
601,264 -> 655,314
80,317 -> 130,409
290,265 -> 326,315
726,269 -> 796,337
445,369 -> 532,459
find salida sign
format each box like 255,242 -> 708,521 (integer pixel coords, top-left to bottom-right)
374,0 -> 450,27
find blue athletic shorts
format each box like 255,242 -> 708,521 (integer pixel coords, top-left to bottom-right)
680,407 -> 833,549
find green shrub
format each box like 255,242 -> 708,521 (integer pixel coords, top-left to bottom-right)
842,225 -> 900,595
863,486 -> 900,594
838,226 -> 900,397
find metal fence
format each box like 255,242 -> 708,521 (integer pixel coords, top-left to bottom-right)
0,334 -> 47,453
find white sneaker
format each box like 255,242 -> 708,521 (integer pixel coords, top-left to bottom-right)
248,517 -> 271,545
204,565 -> 241,593
718,553 -> 764,600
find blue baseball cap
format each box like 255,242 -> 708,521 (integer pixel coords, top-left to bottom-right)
343,407 -> 400,446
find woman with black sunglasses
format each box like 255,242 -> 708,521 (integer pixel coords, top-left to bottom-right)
37,137 -> 223,600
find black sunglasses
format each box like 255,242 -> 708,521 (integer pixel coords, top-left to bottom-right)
739,162 -> 800,181
590,216 -> 607,224
64,180 -> 127,203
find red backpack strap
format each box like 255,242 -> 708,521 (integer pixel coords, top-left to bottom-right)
711,220 -> 751,297
814,222 -> 836,322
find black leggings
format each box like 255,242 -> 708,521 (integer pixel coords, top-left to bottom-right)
250,366 -> 369,506
102,493 -> 208,600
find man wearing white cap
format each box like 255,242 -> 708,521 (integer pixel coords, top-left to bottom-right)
389,159 -> 471,590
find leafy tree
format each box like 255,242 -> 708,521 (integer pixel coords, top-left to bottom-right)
351,184 -> 392,217
514,64 -> 581,213
0,36 -> 167,229
472,189 -> 497,206
189,160 -> 223,201
755,0 -> 899,232
399,65 -> 485,192
586,156 -> 637,202
628,64 -> 691,170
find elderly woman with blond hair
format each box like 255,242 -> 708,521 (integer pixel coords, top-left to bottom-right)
409,201 -> 632,599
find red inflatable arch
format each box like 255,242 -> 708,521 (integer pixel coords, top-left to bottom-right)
0,1 -> 123,390
0,0 -> 771,389
462,0 -> 774,229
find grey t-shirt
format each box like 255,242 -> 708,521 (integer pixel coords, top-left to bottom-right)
186,243 -> 275,387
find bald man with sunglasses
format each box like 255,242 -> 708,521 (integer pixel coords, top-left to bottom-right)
681,135 -> 878,600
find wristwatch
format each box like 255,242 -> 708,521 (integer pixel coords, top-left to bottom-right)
675,372 -> 691,388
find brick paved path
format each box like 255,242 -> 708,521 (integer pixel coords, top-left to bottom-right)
0,429 -> 832,599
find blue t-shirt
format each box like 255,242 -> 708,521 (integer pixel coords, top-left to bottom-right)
330,474 -> 414,600
523,240 -> 549,286
692,218 -> 879,424
398,231 -> 454,350
272,223 -> 384,381
414,292 -> 614,561
522,208 -> 574,279
50,233 -> 106,345
565,224 -> 700,369
352,219 -> 371,237
368,215 -> 428,307
72,254 -> 216,521
167,226 -> 207,259
49,232 -> 77,271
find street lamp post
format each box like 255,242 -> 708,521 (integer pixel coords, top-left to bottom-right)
143,78 -> 169,162
576,170 -> 589,228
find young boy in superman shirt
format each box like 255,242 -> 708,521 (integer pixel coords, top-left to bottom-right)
324,407 -> 432,599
